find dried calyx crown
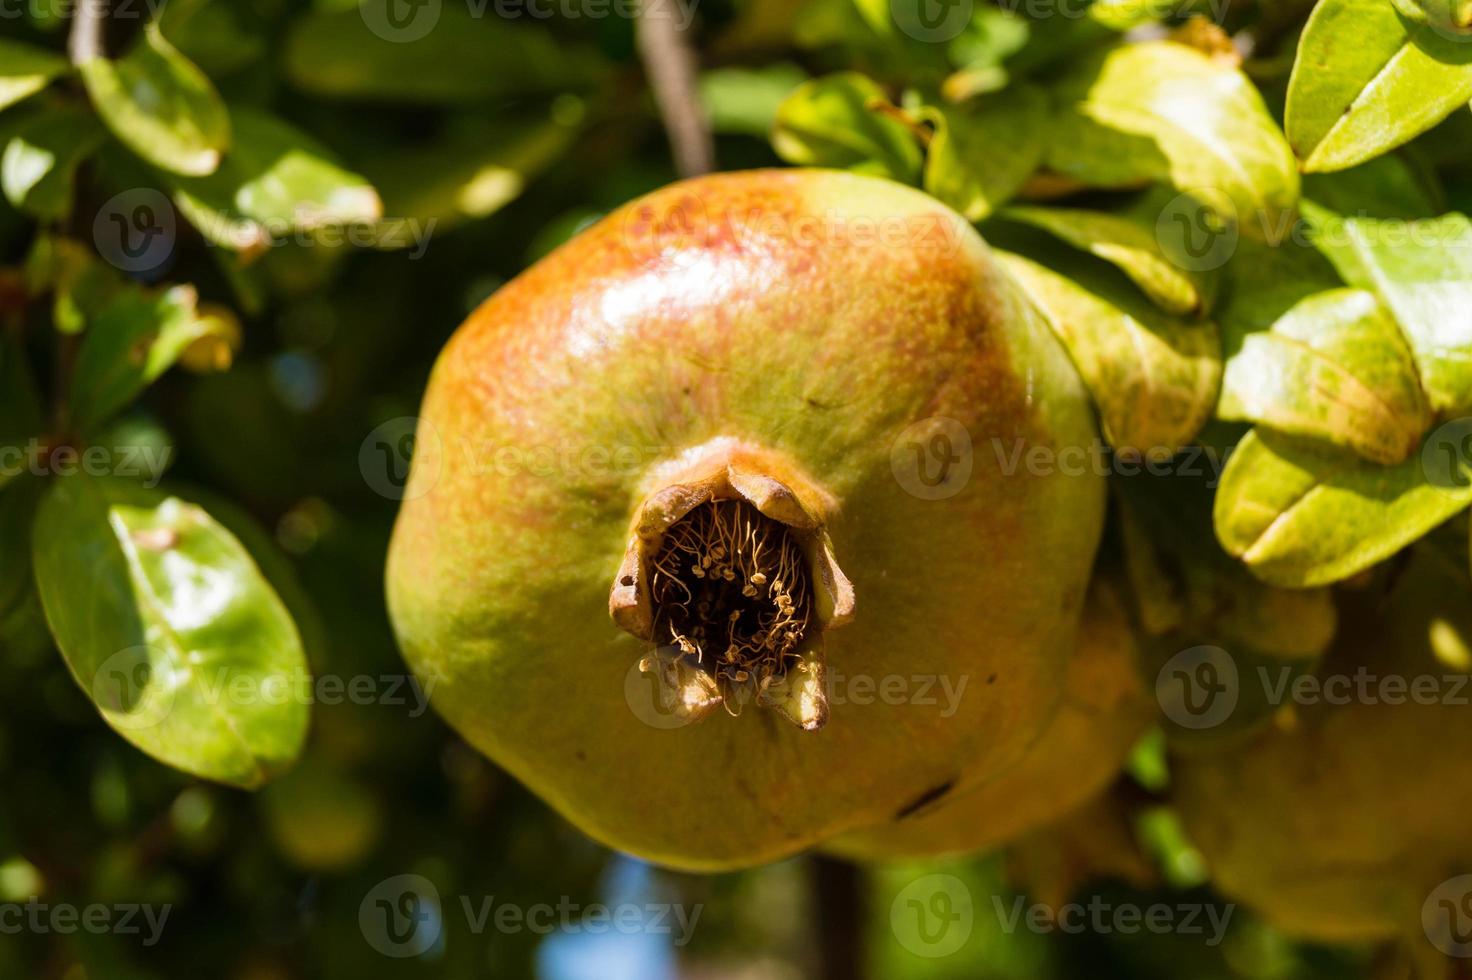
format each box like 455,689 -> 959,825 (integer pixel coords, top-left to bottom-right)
609,438 -> 855,731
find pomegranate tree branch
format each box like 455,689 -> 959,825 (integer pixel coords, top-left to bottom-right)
635,0 -> 715,177
68,0 -> 112,64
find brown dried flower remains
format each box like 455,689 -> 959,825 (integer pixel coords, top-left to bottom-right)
649,499 -> 812,702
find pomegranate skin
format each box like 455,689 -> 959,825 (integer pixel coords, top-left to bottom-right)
386,169 -> 1105,870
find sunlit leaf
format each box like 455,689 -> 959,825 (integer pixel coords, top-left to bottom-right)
1286,0 -> 1472,173
32,473 -> 308,788
921,84 -> 1046,222
1003,193 -> 1218,316
1046,40 -> 1299,235
168,108 -> 381,257
70,284 -> 231,432
1000,248 -> 1221,458
0,40 -> 68,113
700,64 -> 808,137
1303,202 -> 1472,414
1219,288 -> 1432,464
772,72 -> 922,181
1214,427 -> 1472,587
1,107 -> 104,219
79,23 -> 230,177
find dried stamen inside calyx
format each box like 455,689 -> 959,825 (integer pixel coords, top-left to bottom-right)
608,439 -> 854,731
650,499 -> 811,693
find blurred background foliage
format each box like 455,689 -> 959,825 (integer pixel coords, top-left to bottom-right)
0,0 -> 1465,977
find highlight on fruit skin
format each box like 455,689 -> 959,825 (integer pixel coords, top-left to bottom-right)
385,168 -> 1106,870
1172,549 -> 1472,958
824,576 -> 1152,862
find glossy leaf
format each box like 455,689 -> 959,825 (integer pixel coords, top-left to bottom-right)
1303,202 -> 1472,414
70,284 -> 229,433
0,40 -> 69,113
32,473 -> 307,788
284,1 -> 606,103
921,84 -> 1046,222
79,24 -> 230,177
1003,196 -> 1216,316
772,73 -> 922,182
1,107 -> 104,219
1302,152 -> 1443,219
366,113 -> 577,240
1219,288 -> 1432,464
1214,427 -> 1472,587
701,64 -> 809,137
1045,40 -> 1299,234
168,108 -> 381,256
1286,0 -> 1472,173
1000,249 -> 1221,459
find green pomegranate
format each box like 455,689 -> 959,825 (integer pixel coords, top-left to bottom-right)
1174,549 -> 1472,953
824,576 -> 1151,861
385,169 -> 1105,870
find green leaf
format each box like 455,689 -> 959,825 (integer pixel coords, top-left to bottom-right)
70,284 -> 228,433
0,475 -> 43,623
772,73 -> 923,182
284,1 -> 607,104
32,473 -> 308,788
1215,235 -> 1343,339
1214,427 -> 1472,587
1219,288 -> 1432,464
79,23 -> 230,177
1286,0 -> 1472,173
1302,151 -> 1444,219
920,84 -> 1046,222
700,64 -> 809,137
1303,202 -> 1472,414
365,112 -> 578,240
1002,193 -> 1218,316
167,107 -> 381,255
1,107 -> 104,219
0,40 -> 69,113
1046,40 -> 1299,235
1000,248 -> 1221,458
